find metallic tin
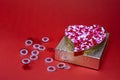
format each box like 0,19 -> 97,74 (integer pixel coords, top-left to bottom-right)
55,33 -> 109,69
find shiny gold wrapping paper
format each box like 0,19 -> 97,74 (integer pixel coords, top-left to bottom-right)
55,33 -> 109,69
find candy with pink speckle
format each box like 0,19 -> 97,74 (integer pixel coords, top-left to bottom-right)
65,25 -> 106,52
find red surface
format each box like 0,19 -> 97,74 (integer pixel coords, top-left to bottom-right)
0,0 -> 120,80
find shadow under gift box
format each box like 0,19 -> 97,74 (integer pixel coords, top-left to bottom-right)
55,33 -> 109,70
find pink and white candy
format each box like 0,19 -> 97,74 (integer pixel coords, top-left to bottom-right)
65,25 -> 106,52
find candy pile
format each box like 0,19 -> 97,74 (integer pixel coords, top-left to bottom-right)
46,63 -> 71,72
65,25 -> 106,52
20,37 -> 49,65
45,57 -> 71,72
19,37 -> 71,72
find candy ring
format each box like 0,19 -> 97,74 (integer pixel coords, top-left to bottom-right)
31,50 -> 39,56
38,45 -> 46,51
25,40 -> 33,46
22,58 -> 31,64
20,49 -> 28,55
45,57 -> 53,63
64,65 -> 71,70
57,63 -> 66,69
33,44 -> 40,49
47,66 -> 56,72
30,55 -> 38,60
42,37 -> 49,42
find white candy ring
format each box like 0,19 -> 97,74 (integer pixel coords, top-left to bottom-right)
22,58 -> 31,64
25,40 -> 33,46
42,37 -> 49,42
45,57 -> 53,63
64,65 -> 71,70
30,55 -> 38,60
47,66 -> 56,72
33,44 -> 40,49
20,49 -> 28,55
31,50 -> 39,55
38,45 -> 46,51
57,63 -> 66,69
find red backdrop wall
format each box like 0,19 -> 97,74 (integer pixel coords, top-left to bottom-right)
0,0 -> 120,80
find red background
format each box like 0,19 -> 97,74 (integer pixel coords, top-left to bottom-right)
0,0 -> 120,80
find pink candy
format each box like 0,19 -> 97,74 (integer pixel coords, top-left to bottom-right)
65,25 -> 106,52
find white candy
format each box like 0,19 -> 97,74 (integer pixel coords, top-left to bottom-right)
31,50 -> 39,56
64,65 -> 71,70
22,58 -> 31,64
25,40 -> 33,46
57,63 -> 66,69
45,57 -> 53,63
47,66 -> 56,72
42,37 -> 49,42
33,44 -> 40,49
20,49 -> 28,55
38,45 -> 46,51
30,55 -> 38,60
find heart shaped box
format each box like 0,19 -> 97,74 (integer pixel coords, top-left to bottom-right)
55,33 -> 109,70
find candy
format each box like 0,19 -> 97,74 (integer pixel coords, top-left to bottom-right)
20,37 -> 72,71
42,37 -> 49,42
22,58 -> 31,64
47,66 -> 56,72
20,49 -> 28,55
25,40 -> 33,46
30,55 -> 38,60
56,63 -> 66,69
65,25 -> 106,52
45,57 -> 53,63
31,50 -> 39,56
64,65 -> 71,70
38,45 -> 46,51
33,44 -> 41,49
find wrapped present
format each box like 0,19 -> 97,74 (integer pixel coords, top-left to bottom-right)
55,25 -> 109,69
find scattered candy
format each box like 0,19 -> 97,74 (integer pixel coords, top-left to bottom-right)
22,58 -> 31,64
20,49 -> 28,55
31,50 -> 39,56
57,63 -> 66,69
25,40 -> 33,46
64,65 -> 71,70
30,55 -> 38,60
47,66 -> 56,72
19,35 -> 72,72
33,44 -> 41,49
42,37 -> 49,42
45,57 -> 53,63
38,45 -> 46,51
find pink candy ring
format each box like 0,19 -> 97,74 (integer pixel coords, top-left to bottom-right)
57,63 -> 66,69
38,45 -> 46,51
30,55 -> 38,60
42,37 -> 49,42
20,49 -> 28,55
64,65 -> 71,70
45,57 -> 53,63
25,40 -> 33,46
65,25 -> 106,52
22,58 -> 31,64
33,44 -> 40,49
47,66 -> 56,72
31,50 -> 39,56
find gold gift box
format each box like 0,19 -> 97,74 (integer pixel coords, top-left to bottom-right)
55,33 -> 109,70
